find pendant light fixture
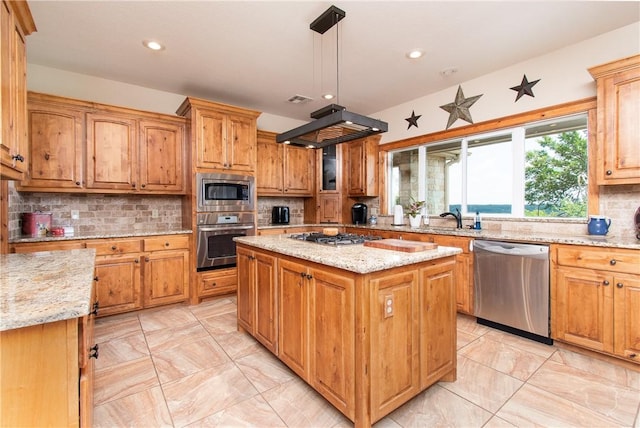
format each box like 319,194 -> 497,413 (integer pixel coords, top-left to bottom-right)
276,5 -> 388,149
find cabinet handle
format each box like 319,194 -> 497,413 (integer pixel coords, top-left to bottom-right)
300,272 -> 305,278
141,184 -> 146,188
616,282 -> 623,288
132,183 -> 136,188
89,344 -> 99,359
305,273 -> 313,280
606,170 -> 612,176
135,258 -> 140,263
90,301 -> 100,316
630,353 -> 637,358
145,257 -> 150,262
610,259 -> 617,266
44,153 -> 50,160
602,280 -> 609,286
164,242 -> 170,247
94,276 -> 99,282
75,181 -> 81,186
11,154 -> 24,162
111,245 -> 117,251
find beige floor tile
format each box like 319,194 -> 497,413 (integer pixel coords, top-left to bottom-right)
162,361 -> 259,427
234,346 -> 296,393
153,336 -> 231,384
139,305 -> 198,332
372,416 -> 403,427
439,355 -> 523,413
388,384 -> 492,427
93,385 -> 172,428
456,314 -> 493,336
262,376 -> 351,427
94,355 -> 159,405
144,321 -> 210,353
214,330 -> 264,360
189,296 -> 237,319
457,329 -> 480,349
483,329 -> 556,358
496,383 -> 624,427
198,312 -> 239,336
94,330 -> 149,371
528,359 -> 639,425
184,395 -> 287,427
94,314 -> 142,342
459,335 -> 548,380
483,415 -> 517,427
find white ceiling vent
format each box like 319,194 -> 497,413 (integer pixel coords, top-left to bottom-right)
287,94 -> 313,104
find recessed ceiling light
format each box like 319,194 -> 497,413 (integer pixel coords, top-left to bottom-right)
406,49 -> 424,59
322,93 -> 334,100
143,40 -> 164,51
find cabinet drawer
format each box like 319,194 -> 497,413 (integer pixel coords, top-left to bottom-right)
86,239 -> 142,255
555,245 -> 640,274
144,235 -> 190,251
11,240 -> 86,253
200,270 -> 237,294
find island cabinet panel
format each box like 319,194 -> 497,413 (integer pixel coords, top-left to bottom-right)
368,270 -> 420,421
236,247 -> 255,333
278,258 -> 310,379
254,251 -> 278,352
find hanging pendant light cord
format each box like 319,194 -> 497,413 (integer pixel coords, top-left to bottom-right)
335,11 -> 340,106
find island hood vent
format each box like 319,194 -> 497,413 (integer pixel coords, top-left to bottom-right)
276,5 -> 388,149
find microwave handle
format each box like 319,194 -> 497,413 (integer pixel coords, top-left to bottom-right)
198,225 -> 255,232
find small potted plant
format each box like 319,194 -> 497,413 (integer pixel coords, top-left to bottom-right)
406,198 -> 426,228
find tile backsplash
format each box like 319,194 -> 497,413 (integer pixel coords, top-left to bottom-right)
257,197 -> 305,226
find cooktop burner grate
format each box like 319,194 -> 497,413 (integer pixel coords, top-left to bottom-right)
289,232 -> 382,246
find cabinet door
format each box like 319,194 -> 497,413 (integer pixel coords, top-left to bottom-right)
318,194 -> 341,223
309,267 -> 355,419
284,145 -> 314,195
347,137 -> 378,197
554,267 -> 613,352
419,260 -> 456,388
369,270 -> 420,421
278,258 -> 309,379
255,251 -> 278,353
21,103 -> 84,189
194,107 -> 225,169
94,254 -> 143,317
86,113 -> 138,190
236,247 -> 255,333
138,119 -> 185,193
256,132 -> 283,195
613,273 -> 640,362
227,114 -> 255,172
143,249 -> 189,307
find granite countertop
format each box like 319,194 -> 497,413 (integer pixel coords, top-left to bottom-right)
10,229 -> 193,244
235,235 -> 462,274
259,224 -> 640,250
0,249 -> 97,331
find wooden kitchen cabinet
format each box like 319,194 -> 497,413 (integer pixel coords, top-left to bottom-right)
143,248 -> 190,307
317,193 -> 342,223
177,97 -> 260,173
256,130 -> 314,196
552,244 -> 640,363
589,54 -> 640,185
197,267 -> 238,301
346,135 -> 380,197
0,0 -> 35,180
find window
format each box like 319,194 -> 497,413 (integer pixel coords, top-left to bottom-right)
388,113 -> 588,219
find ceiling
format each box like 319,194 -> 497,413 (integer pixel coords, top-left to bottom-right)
26,1 -> 640,122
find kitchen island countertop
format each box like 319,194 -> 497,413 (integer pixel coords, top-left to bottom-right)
234,234 -> 462,274
0,249 -> 96,331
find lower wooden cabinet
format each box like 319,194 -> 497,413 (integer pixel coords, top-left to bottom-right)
552,244 -> 640,363
0,286 -> 98,427
198,267 -> 238,300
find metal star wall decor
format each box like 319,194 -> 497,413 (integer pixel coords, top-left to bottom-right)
510,74 -> 540,102
439,86 -> 483,129
405,110 -> 421,129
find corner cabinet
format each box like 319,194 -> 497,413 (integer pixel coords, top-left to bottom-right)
177,97 -> 260,173
0,0 -> 35,180
589,55 -> 640,185
551,244 -> 640,363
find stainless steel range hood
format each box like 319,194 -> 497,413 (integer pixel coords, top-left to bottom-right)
276,6 -> 389,149
275,104 -> 388,149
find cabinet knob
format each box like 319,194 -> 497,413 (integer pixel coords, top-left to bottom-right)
75,181 -> 81,186
141,184 -> 146,188
90,301 -> 100,316
89,344 -> 99,359
616,282 -> 623,289
606,170 -> 612,176
602,280 -> 609,286
132,183 -> 136,188
306,273 -> 313,280
610,259 -> 617,266
135,258 -> 140,263
94,276 -> 99,282
111,245 -> 117,251
630,353 -> 637,358
145,257 -> 150,262
44,153 -> 50,160
164,242 -> 170,247
11,154 -> 24,162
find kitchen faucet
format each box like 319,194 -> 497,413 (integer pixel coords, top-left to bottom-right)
439,208 -> 463,229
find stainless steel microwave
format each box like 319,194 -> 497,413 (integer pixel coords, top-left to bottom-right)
196,173 -> 255,212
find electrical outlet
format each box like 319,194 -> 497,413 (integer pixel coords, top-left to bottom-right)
151,209 -> 159,218
384,295 -> 394,318
71,210 -> 80,220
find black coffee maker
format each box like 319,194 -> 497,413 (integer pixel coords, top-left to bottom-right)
351,203 -> 368,225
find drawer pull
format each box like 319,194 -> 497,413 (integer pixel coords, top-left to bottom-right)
305,273 -> 313,280
602,280 -> 610,286
630,353 -> 637,358
11,154 -> 24,162
610,259 -> 617,266
94,276 -> 99,282
89,344 -> 99,359
606,170 -> 612,176
145,257 -> 150,262
616,282 -> 623,289
135,258 -> 140,263
111,245 -> 117,251
165,242 -> 170,247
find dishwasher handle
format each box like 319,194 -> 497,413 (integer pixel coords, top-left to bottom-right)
474,240 -> 548,257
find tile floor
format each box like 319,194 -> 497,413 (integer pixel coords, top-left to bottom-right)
93,296 -> 640,428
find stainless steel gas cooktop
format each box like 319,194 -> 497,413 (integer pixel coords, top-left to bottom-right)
289,232 -> 382,246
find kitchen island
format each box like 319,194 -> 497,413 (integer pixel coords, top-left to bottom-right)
234,234 -> 462,428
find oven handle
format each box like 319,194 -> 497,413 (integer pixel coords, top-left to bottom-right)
198,225 -> 255,232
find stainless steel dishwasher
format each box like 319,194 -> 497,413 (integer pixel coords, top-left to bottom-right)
473,240 -> 552,344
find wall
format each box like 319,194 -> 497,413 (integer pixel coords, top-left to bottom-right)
257,197 -> 305,227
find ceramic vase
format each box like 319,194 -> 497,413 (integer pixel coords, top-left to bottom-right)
409,214 -> 421,228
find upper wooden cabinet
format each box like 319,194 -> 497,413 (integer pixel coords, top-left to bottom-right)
177,97 -> 260,173
17,92 -> 187,194
589,55 -> 640,185
346,135 -> 380,197
0,0 -> 35,180
255,130 -> 314,196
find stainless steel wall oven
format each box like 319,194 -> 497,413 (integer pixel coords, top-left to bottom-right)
196,212 -> 255,271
